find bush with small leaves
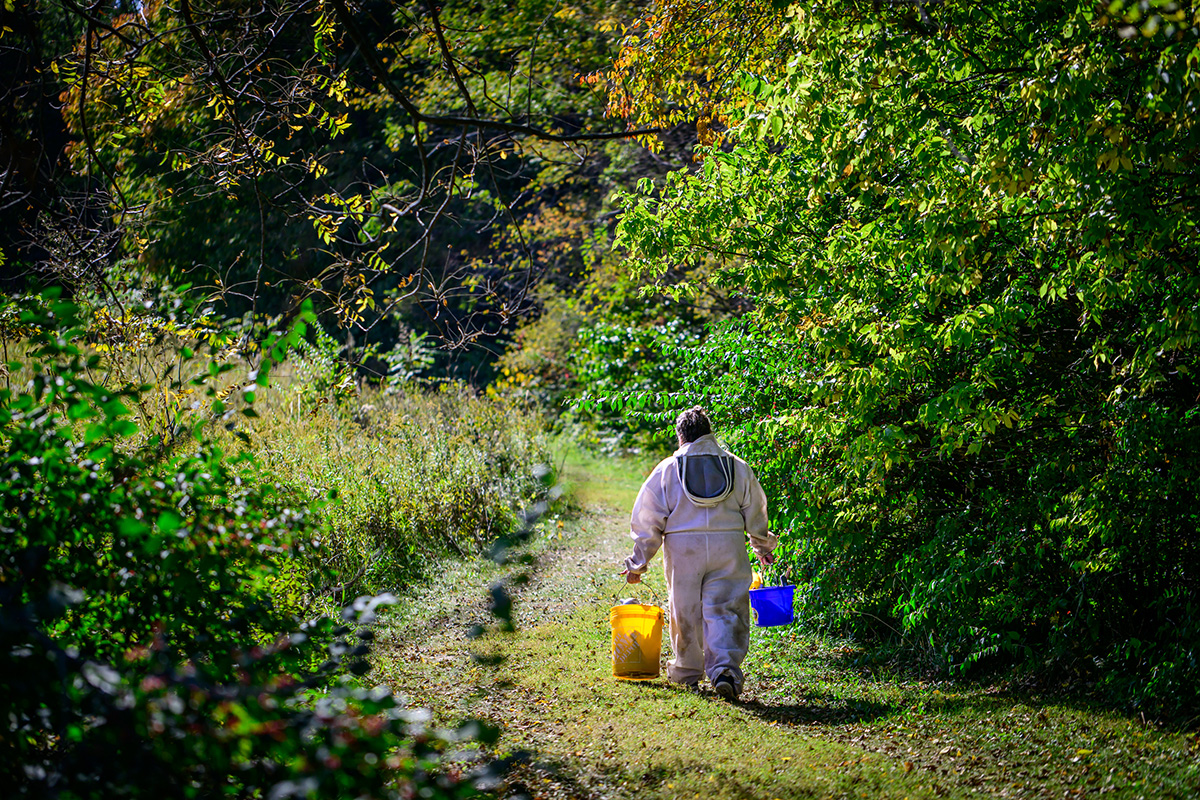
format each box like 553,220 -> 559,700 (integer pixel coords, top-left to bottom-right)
0,294 -> 490,798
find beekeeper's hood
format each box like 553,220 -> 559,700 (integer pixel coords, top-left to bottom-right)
675,434 -> 735,507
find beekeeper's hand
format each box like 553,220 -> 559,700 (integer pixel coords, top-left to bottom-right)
621,569 -> 642,584
756,552 -> 776,567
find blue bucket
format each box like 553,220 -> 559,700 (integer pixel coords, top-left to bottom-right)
749,585 -> 794,627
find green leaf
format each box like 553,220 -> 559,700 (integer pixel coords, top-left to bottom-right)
112,419 -> 138,437
157,511 -> 183,533
117,518 -> 149,537
68,401 -> 96,421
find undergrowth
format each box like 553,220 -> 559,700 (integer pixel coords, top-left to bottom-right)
241,378 -> 553,606
1,293 -> 490,799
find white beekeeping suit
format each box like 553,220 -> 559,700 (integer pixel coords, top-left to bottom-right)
624,433 -> 776,693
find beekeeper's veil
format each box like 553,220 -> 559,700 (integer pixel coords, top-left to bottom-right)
676,454 -> 735,507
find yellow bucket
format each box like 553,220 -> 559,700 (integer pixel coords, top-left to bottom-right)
609,604 -> 663,680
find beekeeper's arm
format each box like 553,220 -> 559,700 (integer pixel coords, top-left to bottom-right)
623,467 -> 670,579
741,463 -> 777,564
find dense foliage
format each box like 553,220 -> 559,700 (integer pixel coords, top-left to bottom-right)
0,295 -> 497,797
609,1 -> 1200,719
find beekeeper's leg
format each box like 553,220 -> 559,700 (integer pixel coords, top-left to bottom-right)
661,533 -> 706,685
701,532 -> 752,692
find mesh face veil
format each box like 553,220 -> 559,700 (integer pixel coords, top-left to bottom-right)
675,454 -> 735,507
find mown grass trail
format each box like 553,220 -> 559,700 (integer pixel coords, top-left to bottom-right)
376,449 -> 1200,800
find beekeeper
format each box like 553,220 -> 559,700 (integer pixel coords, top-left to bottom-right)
620,406 -> 776,699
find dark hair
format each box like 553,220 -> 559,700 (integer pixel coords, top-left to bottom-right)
675,406 -> 712,446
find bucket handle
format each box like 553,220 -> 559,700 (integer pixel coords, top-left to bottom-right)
755,555 -> 791,589
605,574 -> 663,608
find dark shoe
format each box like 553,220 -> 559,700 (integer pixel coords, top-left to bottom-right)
713,671 -> 738,700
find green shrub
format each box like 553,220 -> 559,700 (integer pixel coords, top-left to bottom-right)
0,294 -> 488,798
570,318 -> 704,452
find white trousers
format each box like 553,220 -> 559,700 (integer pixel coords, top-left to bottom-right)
661,531 -> 752,690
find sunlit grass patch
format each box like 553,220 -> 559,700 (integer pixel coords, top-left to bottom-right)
240,380 -> 553,603
744,628 -> 1200,798
551,438 -> 653,513
479,572 -> 953,800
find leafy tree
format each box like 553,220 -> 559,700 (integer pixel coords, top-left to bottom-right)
599,0 -> 794,153
5,0 -> 662,366
483,0 -> 783,433
611,0 -> 1200,718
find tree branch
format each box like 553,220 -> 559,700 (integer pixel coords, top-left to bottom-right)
326,0 -> 662,144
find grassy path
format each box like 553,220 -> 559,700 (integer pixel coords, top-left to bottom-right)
376,450 -> 1200,800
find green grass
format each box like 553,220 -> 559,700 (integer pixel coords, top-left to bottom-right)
743,628 -> 1200,798
551,437 -> 652,513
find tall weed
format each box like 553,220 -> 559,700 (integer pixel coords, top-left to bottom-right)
246,377 -> 552,603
